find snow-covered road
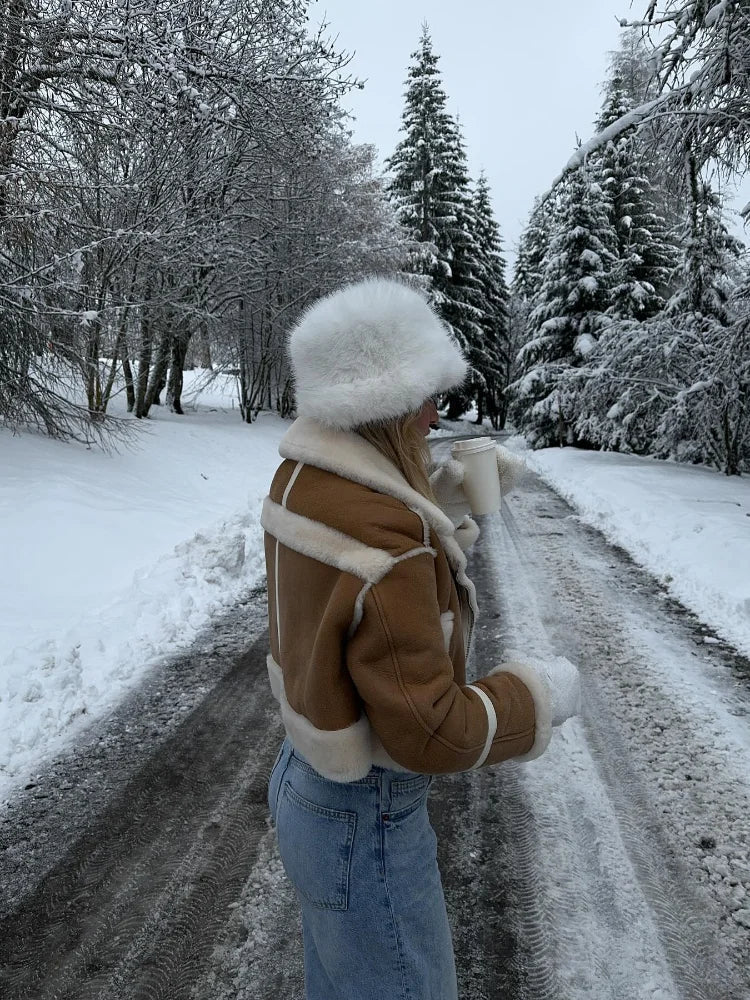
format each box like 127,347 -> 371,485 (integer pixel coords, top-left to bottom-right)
1,452 -> 748,999
456,464 -> 750,1000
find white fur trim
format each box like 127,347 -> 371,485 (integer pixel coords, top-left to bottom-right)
454,516 -> 480,551
489,661 -> 553,762
280,419 -> 477,605
370,731 -> 413,773
347,549 -> 436,640
439,611 -> 454,652
267,655 -> 374,782
441,530 -> 479,623
348,581 -> 373,638
276,416 -> 480,652
289,279 -> 467,431
267,654 -> 283,703
279,417 -> 457,541
261,497 -> 396,583
465,684 -> 498,768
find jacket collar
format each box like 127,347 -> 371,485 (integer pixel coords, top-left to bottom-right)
278,417 -> 457,543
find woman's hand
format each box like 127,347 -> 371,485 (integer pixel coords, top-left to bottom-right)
502,653 -> 582,727
429,458 -> 472,526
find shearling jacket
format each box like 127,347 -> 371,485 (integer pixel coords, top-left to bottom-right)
261,417 -> 553,782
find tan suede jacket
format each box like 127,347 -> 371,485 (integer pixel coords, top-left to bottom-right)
261,417 -> 553,782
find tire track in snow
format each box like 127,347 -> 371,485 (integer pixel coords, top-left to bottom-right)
3,442 -> 747,999
0,622 -> 282,999
482,472 -> 748,999
430,764 -> 544,999
189,818 -> 304,1000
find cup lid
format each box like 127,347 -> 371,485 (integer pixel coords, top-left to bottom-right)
450,437 -> 494,454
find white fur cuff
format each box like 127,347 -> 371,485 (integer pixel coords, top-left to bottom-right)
488,660 -> 552,762
454,516 -> 480,551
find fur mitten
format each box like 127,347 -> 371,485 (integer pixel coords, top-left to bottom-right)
454,514 -> 480,551
429,458 -> 472,527
502,652 -> 581,728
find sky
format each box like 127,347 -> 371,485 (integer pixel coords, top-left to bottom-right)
309,0 -> 748,270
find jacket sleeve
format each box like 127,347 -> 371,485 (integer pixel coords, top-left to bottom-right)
345,547 -> 541,775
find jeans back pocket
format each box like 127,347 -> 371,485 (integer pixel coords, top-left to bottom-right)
276,782 -> 357,911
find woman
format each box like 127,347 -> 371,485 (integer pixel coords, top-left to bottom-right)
262,278 -> 580,1000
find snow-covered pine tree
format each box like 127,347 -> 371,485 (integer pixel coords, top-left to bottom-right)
471,172 -> 510,428
386,25 -> 482,418
609,27 -> 655,107
624,0 -> 750,176
652,161 -> 746,471
510,199 -> 554,417
438,116 -> 486,419
717,273 -> 750,475
606,27 -> 683,226
595,73 -> 678,321
573,165 -> 746,472
510,165 -> 617,448
513,197 -> 552,305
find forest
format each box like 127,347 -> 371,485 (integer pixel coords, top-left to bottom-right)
1,0 -> 748,474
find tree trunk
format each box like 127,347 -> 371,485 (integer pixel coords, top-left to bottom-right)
197,324 -> 212,369
144,329 -> 172,412
85,321 -> 102,416
474,391 -> 484,425
121,337 -> 136,412
135,287 -> 153,418
166,331 -> 191,415
100,331 -> 122,413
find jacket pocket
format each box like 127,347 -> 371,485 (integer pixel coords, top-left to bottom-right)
276,782 -> 357,910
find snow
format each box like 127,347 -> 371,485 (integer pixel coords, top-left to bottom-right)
0,373 -> 287,803
705,2 -> 729,28
511,442 -> 750,658
543,93 -> 682,198
427,407 -> 493,439
574,332 -> 597,356
579,249 -> 601,269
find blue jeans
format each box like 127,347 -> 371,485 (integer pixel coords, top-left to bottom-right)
268,738 -> 458,1000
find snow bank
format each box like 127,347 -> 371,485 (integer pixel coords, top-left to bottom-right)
0,374 -> 286,802
514,442 -> 750,658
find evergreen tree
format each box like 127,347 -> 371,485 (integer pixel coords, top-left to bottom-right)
510,166 -> 617,448
609,27 -> 654,107
386,25 -> 455,280
507,200 -> 554,432
471,172 -> 510,428
669,158 -> 742,324
386,25 -> 482,418
438,116 -> 486,419
573,170 -> 747,472
595,73 -> 678,320
513,198 -> 552,305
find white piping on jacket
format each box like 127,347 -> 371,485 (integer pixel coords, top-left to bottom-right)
465,683 -> 497,769
275,461 -> 305,651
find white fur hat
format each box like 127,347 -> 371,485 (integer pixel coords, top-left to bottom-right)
288,278 -> 468,430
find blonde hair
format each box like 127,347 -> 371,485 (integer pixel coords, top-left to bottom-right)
356,410 -> 437,503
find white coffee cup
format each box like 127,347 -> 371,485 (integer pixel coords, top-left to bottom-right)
450,437 -> 501,516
